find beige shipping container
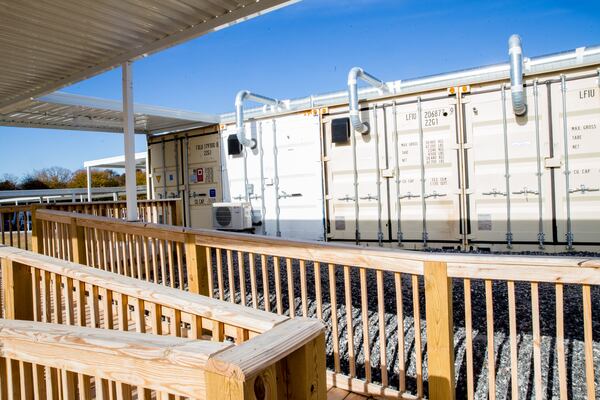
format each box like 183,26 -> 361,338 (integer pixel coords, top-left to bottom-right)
187,132 -> 222,228
551,73 -> 600,247
463,83 -> 554,247
388,96 -> 461,246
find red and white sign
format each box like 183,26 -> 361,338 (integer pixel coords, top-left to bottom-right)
196,168 -> 204,183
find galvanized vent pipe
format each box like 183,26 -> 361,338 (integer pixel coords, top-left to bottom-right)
347,67 -> 389,134
509,34 -> 527,116
235,90 -> 283,149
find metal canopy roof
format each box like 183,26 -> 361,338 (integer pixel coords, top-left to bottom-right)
84,152 -> 147,169
0,91 -> 219,134
0,0 -> 295,114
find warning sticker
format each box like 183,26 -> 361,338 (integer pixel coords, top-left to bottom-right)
196,168 -> 204,183
478,214 -> 492,231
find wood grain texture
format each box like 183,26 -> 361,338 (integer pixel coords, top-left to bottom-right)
423,262 -> 455,400
0,319 -> 231,398
0,247 -> 286,334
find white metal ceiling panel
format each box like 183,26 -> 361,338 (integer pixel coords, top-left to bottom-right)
0,0 -> 296,113
0,92 -> 219,134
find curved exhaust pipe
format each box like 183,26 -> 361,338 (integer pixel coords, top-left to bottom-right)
508,34 -> 527,116
347,67 -> 389,134
235,90 -> 283,149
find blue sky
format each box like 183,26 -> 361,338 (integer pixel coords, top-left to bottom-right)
1,0 -> 599,178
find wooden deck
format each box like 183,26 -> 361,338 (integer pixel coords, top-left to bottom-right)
327,386 -> 369,399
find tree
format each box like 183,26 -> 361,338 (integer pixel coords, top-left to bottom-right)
33,167 -> 73,189
68,169 -> 122,188
20,176 -> 49,190
0,174 -> 18,190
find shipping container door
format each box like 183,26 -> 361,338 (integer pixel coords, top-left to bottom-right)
187,133 -> 222,228
388,97 -> 461,245
464,84 -> 553,246
268,114 -> 324,240
551,75 -> 600,246
324,106 -> 389,243
149,138 -> 182,223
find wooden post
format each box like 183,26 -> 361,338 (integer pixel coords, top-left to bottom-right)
280,333 -> 327,399
173,199 -> 184,226
30,205 -> 45,254
69,216 -> 87,265
185,233 -> 209,296
424,261 -> 455,400
1,257 -> 36,399
2,258 -> 34,321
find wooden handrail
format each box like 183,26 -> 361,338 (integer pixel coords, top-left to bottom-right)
27,208 -> 600,399
0,247 -> 327,399
0,246 -> 285,334
0,319 -> 232,397
35,208 -> 600,275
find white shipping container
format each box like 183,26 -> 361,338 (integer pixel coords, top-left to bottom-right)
222,114 -> 324,240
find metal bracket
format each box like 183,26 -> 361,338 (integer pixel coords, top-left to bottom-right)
338,195 -> 355,202
278,191 -> 302,199
424,191 -> 446,199
569,184 -> 599,194
399,192 -> 420,200
359,194 -> 378,201
482,189 -> 507,197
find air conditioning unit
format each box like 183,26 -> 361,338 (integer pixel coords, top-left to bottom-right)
212,202 -> 253,231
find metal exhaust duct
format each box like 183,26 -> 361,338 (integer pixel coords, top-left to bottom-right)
509,34 -> 527,116
235,90 -> 283,149
347,67 -> 389,134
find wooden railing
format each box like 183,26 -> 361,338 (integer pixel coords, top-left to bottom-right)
0,199 -> 182,251
0,246 -> 327,399
32,209 -> 600,399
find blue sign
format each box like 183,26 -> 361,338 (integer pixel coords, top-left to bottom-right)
209,188 -> 216,198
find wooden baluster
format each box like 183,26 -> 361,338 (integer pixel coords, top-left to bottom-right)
287,258 -> 295,317
175,242 -> 183,289
237,251 -> 247,307
314,262 -> 322,320
328,264 -> 340,373
167,241 -> 175,287
227,250 -> 235,303
216,248 -> 224,300
206,247 -> 214,297
300,260 -> 308,317
143,237 -> 151,282
464,278 -> 473,400
485,279 -> 496,400
159,239 -> 167,286
152,239 -> 159,284
376,269 -> 388,387
343,265 -> 355,378
261,254 -> 270,312
359,267 -> 371,383
531,282 -> 542,400
555,283 -> 567,399
507,281 -> 518,400
412,274 -> 423,398
274,257 -> 283,314
135,235 -> 143,281
582,284 -> 595,400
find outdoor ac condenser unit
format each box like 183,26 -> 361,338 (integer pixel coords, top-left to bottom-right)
212,202 -> 253,231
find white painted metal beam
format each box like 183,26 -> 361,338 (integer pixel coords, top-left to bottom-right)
122,62 -> 138,221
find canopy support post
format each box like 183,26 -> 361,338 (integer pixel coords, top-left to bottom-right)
122,61 -> 138,221
86,166 -> 92,202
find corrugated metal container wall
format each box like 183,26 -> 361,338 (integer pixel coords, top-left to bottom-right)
463,83 -> 554,247
551,73 -> 600,246
187,132 -> 223,228
222,114 -> 324,240
150,139 -> 180,200
323,106 -> 389,243
389,96 -> 461,246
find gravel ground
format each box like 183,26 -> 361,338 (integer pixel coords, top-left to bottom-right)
209,251 -> 600,399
